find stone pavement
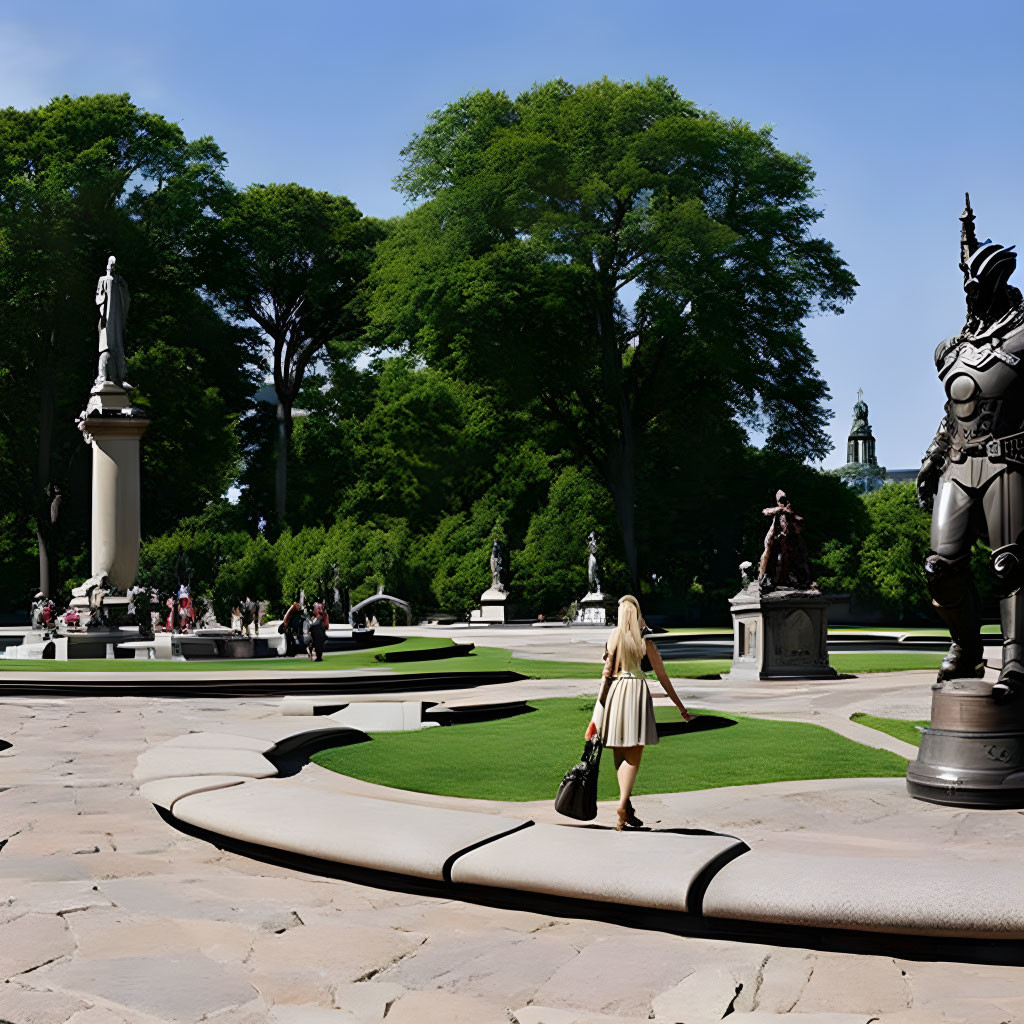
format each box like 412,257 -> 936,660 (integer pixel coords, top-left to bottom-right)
3,662 -> 1024,1022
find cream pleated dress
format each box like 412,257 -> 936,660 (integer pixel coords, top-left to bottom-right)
599,648 -> 659,748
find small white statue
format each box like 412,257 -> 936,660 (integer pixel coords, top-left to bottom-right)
95,255 -> 131,388
587,531 -> 602,594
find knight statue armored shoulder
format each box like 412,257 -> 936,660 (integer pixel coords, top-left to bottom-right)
918,194 -> 1024,699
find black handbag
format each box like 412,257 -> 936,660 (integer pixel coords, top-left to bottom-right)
554,737 -> 603,820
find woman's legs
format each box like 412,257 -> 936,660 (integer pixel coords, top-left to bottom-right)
612,745 -> 643,813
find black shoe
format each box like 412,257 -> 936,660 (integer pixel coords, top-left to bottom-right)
624,799 -> 644,829
937,643 -> 986,682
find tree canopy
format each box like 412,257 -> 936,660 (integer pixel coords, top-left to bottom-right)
0,93 -> 257,603
212,183 -> 383,525
369,76 -> 857,588
0,81 -> 887,627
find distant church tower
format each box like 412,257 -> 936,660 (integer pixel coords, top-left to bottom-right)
846,389 -> 877,467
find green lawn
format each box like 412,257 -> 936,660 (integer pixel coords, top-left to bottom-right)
828,624 -> 999,635
827,652 -> 942,673
850,712 -> 929,747
663,627 -> 732,634
0,640 -> 944,678
312,697 -> 909,801
0,635 -> 443,672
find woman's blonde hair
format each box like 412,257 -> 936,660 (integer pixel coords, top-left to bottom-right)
607,594 -> 645,675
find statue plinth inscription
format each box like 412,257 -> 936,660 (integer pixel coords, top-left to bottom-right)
728,490 -> 835,681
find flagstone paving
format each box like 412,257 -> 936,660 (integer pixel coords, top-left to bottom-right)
2,656 -> 1024,1021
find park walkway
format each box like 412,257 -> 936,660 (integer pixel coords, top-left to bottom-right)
2,658 -> 1024,1022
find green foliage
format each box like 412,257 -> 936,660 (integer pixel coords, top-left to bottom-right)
816,481 -> 996,622
212,182 -> 384,525
0,93 -> 257,601
0,512 -> 37,612
210,536 -> 278,625
816,483 -> 930,620
0,82 -> 865,624
371,76 -> 857,585
516,466 -> 628,615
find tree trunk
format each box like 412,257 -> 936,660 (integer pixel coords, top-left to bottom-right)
35,344 -> 56,597
36,528 -> 50,599
606,400 -> 640,593
274,400 -> 291,526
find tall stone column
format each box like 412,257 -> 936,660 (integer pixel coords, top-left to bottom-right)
77,381 -> 150,590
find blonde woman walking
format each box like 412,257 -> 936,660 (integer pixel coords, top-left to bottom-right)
586,595 -> 692,830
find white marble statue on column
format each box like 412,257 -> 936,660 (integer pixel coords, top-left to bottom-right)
95,255 -> 131,388
586,531 -> 602,595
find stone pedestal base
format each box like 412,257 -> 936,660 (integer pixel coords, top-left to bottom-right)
3,629 -> 142,661
728,585 -> 835,681
78,383 -> 150,591
576,592 -> 615,625
470,588 -> 508,624
68,593 -> 134,633
908,678 -> 1024,808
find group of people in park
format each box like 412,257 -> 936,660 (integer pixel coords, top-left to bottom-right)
279,597 -> 331,661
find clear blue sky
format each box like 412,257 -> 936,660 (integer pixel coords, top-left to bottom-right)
3,0 -> 1021,469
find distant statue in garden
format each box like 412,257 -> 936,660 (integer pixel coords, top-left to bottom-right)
918,195 -> 1024,697
240,595 -> 259,637
95,255 -> 131,388
85,576 -> 112,631
489,537 -> 508,593
586,531 -> 602,594
30,591 -> 46,630
757,489 -> 812,593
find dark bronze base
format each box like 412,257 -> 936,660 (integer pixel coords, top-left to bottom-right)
907,677 -> 1024,808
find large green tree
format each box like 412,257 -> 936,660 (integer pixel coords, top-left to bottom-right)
0,93 -> 256,601
369,77 -> 857,589
213,184 -> 383,527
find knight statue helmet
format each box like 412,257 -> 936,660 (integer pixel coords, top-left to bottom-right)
964,241 -> 1017,317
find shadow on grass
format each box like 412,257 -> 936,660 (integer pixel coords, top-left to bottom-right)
657,715 -> 737,738
427,704 -> 536,727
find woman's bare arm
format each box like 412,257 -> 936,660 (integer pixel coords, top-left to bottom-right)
646,639 -> 692,720
586,642 -> 616,737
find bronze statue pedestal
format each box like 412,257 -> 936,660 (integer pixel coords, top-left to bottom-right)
907,678 -> 1024,807
727,585 -> 836,681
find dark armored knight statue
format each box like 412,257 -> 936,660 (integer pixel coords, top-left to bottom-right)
918,195 -> 1024,699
